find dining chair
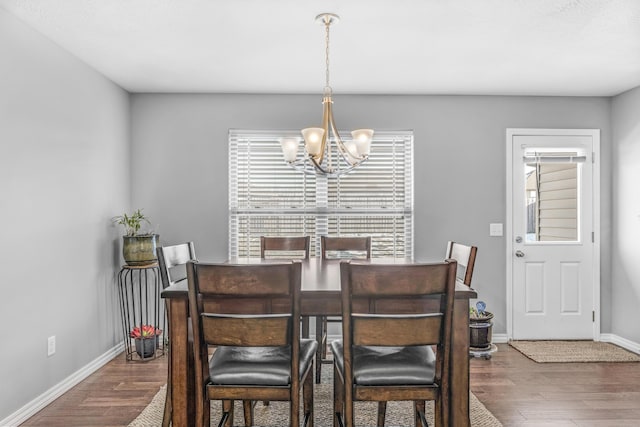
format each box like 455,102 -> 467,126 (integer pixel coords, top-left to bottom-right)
331,259 -> 457,427
260,236 -> 310,260
260,236 -> 312,336
320,236 -> 371,260
259,235 -> 312,408
157,241 -> 197,289
156,242 -> 197,427
377,241 -> 477,425
186,260 -> 317,427
445,241 -> 478,286
316,236 -> 371,383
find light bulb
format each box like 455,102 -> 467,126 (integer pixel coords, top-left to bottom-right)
351,129 -> 373,156
301,127 -> 325,157
280,138 -> 299,162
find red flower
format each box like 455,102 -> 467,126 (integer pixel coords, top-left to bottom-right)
130,325 -> 162,339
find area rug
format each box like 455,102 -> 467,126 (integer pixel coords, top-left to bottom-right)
509,340 -> 640,363
130,385 -> 502,426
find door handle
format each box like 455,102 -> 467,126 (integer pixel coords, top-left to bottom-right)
515,250 -> 525,258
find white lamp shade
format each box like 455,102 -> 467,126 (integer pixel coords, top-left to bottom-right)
351,129 -> 373,156
280,138 -> 299,162
301,127 -> 325,157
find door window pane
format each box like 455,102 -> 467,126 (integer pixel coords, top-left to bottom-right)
525,161 -> 579,242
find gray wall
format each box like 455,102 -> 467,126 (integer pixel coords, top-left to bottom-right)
1,4 -> 629,418
0,8 -> 130,420
131,93 -> 612,336
611,87 -> 640,344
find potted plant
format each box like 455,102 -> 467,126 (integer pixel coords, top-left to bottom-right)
469,301 -> 493,351
112,209 -> 159,266
130,324 -> 162,358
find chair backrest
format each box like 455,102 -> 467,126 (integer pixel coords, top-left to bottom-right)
186,261 -> 303,390
340,260 -> 457,399
321,236 -> 371,259
156,242 -> 197,289
260,236 -> 310,259
445,241 -> 477,286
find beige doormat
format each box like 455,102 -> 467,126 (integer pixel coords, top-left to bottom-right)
509,340 -> 640,363
130,384 -> 502,427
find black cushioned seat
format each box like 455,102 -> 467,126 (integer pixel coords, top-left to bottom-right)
330,340 -> 436,386
210,339 -> 318,386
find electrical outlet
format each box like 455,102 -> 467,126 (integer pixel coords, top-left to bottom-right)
47,335 -> 56,356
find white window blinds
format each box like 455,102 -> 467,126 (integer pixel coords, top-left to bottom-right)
228,130 -> 414,258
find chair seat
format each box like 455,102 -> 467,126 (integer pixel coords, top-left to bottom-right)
330,340 -> 436,386
210,339 -> 318,386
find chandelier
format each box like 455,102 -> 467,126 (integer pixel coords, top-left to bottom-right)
280,13 -> 374,177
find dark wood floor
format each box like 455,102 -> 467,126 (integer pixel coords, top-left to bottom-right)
471,344 -> 640,426
21,343 -> 640,426
21,355 -> 167,427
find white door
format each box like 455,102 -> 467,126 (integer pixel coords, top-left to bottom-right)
507,129 -> 600,340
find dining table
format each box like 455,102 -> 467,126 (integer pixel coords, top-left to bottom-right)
161,257 -> 477,427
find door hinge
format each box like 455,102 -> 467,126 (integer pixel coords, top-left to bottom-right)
592,232 -> 594,243
592,311 -> 595,322
592,152 -> 595,163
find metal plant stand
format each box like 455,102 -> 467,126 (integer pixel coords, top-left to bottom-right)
117,263 -> 166,362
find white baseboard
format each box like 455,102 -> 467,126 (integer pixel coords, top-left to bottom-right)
0,343 -> 123,427
599,333 -> 640,354
491,333 -> 509,343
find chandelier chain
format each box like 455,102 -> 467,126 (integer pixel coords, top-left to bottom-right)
325,20 -> 330,90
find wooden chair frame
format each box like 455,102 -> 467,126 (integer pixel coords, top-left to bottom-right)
260,235 -> 312,339
156,242 -> 197,427
260,236 -> 310,260
157,242 -> 197,289
445,241 -> 478,286
186,261 -> 314,427
320,236 -> 371,260
334,260 -> 457,427
316,236 -> 371,383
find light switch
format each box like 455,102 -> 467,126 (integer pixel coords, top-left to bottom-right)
489,223 -> 503,237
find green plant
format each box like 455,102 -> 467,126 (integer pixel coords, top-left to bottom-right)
112,209 -> 151,236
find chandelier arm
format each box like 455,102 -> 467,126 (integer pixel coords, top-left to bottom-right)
310,155 -> 332,174
287,157 -> 333,174
327,102 -> 364,166
287,157 -> 364,177
327,104 -> 350,166
315,96 -> 331,166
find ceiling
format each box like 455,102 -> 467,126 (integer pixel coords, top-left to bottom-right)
2,0 -> 640,96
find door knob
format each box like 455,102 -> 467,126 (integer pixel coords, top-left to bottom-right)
515,250 -> 525,258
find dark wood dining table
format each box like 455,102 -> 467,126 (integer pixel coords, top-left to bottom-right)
161,257 -> 477,427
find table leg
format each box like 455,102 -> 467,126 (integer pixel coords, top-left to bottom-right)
168,298 -> 195,427
450,297 -> 471,427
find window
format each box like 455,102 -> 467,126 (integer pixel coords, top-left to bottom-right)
523,151 -> 584,242
228,130 -> 414,258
